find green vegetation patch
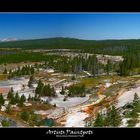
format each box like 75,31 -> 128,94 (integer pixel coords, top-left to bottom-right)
127,118 -> 139,127
0,74 -> 8,80
105,83 -> 122,97
1,120 -> 10,127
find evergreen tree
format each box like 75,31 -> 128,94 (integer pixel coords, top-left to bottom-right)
16,67 -> 20,76
133,93 -> 139,105
15,92 -> 20,103
42,85 -> 48,96
18,94 -> 26,107
20,111 -> 30,122
67,84 -> 85,97
60,86 -> 65,95
10,94 -> 16,105
105,106 -> 122,127
33,94 -> 37,101
51,86 -> 56,96
8,69 -> 12,79
28,75 -> 34,87
7,90 -> 14,99
30,66 -> 35,75
21,94 -> 26,102
35,80 -> 44,95
0,94 -> 5,107
10,87 -> 14,93
71,75 -> 76,80
5,103 -> 11,114
87,55 -> 99,77
106,60 -> 112,75
3,68 -> 7,74
28,94 -> 31,101
94,113 -> 105,127
35,81 -> 56,97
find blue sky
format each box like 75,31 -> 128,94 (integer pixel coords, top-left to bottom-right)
0,13 -> 140,40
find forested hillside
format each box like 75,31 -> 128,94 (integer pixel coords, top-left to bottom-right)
1,37 -> 140,55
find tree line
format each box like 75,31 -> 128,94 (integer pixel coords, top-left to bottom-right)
5,65 -> 35,79
93,106 -> 122,127
118,53 -> 140,76
7,88 -> 26,107
2,51 -> 140,77
66,84 -> 86,97
35,80 -> 56,97
1,37 -> 140,56
0,87 -> 26,111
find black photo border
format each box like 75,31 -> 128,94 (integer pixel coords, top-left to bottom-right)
0,0 -> 140,139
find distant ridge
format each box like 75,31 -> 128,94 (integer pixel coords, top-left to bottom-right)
0,38 -> 18,42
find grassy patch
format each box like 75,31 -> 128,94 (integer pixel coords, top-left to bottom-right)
0,102 -> 54,126
80,78 -> 99,88
127,118 -> 139,127
0,74 -> 8,80
21,102 -> 53,112
80,75 -> 120,88
104,83 -> 122,97
1,120 -> 10,127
